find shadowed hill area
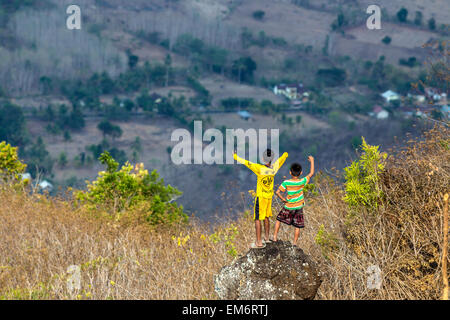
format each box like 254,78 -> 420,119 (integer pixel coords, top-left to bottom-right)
0,126 -> 448,299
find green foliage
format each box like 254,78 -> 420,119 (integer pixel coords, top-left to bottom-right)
351,136 -> 363,150
414,11 -> 423,26
76,152 -> 186,225
315,224 -> 338,259
221,97 -> 254,109
209,224 -> 239,257
399,56 -> 418,68
97,120 -> 122,140
331,12 -> 348,30
252,10 -> 265,20
0,102 -> 26,146
127,54 -> 139,70
304,183 -> 318,197
343,137 -> 387,211
231,57 -> 257,83
396,8 -> 408,22
428,18 -> 436,30
0,141 -> 27,184
24,137 -> 53,177
316,68 -> 347,87
381,36 -> 391,45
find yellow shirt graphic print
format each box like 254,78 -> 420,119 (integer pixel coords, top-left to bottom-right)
234,152 -> 288,199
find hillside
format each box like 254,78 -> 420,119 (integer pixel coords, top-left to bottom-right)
0,126 -> 448,299
0,0 -> 449,217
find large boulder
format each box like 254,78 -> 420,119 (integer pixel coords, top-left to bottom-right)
214,240 -> 322,300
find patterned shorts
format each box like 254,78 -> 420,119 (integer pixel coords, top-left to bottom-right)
276,207 -> 305,228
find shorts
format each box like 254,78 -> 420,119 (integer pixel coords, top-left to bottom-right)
276,207 -> 305,228
254,197 -> 272,220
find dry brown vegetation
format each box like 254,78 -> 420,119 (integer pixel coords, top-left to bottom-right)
0,126 -> 448,300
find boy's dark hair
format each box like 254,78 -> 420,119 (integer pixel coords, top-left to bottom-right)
290,163 -> 302,176
262,148 -> 274,163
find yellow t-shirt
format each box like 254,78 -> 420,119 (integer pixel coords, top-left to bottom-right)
234,152 -> 288,199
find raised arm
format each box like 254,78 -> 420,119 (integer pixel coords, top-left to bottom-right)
272,152 -> 289,173
233,152 -> 260,175
306,155 -> 315,180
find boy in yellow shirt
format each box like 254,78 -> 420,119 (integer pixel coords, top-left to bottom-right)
233,149 -> 288,248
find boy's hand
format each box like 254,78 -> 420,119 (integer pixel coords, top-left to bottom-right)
308,155 -> 314,163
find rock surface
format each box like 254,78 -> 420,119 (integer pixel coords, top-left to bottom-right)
214,240 -> 322,300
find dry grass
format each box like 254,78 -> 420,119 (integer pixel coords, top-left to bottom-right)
0,126 -> 448,300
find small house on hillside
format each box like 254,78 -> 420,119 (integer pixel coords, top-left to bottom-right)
274,83 -> 307,100
381,90 -> 400,103
38,180 -> 53,192
370,105 -> 389,119
237,110 -> 252,121
407,93 -> 426,103
424,88 -> 447,103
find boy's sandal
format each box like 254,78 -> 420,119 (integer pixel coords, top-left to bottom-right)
264,239 -> 273,243
250,242 -> 266,249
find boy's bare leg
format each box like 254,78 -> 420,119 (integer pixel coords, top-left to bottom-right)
273,220 -> 281,241
264,218 -> 270,242
293,227 -> 301,246
254,220 -> 263,246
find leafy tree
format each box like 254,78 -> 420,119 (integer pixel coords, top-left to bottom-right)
39,76 -> 53,95
232,57 -> 257,83
414,11 -> 423,26
382,36 -> 391,45
252,10 -> 265,20
97,120 -> 122,140
396,8 -> 408,22
63,130 -> 71,142
428,17 -> 436,30
123,99 -> 135,112
0,141 -> 27,184
331,12 -> 347,30
58,152 -> 68,168
128,53 -> 139,69
316,68 -> 347,87
157,99 -> 175,116
75,152 -> 187,225
25,137 -> 53,177
204,47 -> 228,73
399,56 -> 418,68
344,137 -> 387,211
67,107 -> 85,130
0,102 -> 26,146
131,136 -> 142,161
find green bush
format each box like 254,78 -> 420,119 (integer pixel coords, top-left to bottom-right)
0,102 -> 26,146
76,152 -> 186,225
343,137 -> 387,211
382,36 -> 391,45
252,10 -> 265,20
0,141 -> 27,184
396,8 -> 408,22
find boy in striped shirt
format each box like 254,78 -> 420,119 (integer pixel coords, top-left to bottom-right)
273,156 -> 315,245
